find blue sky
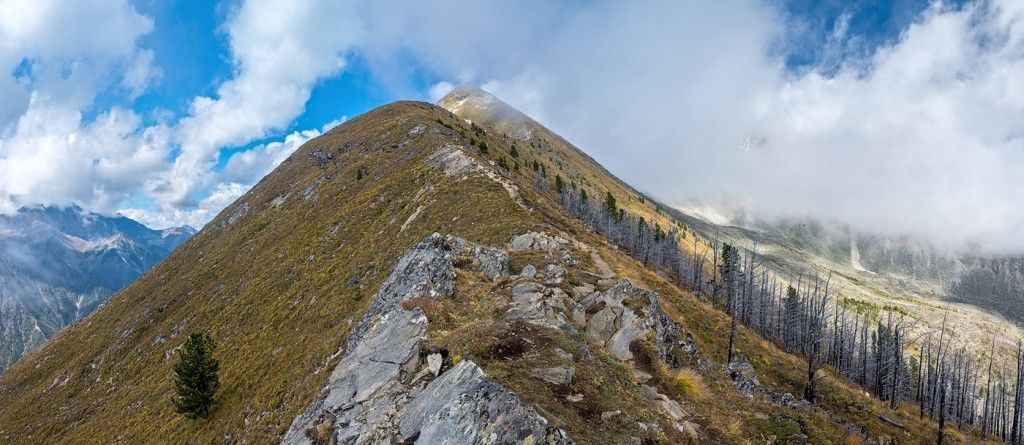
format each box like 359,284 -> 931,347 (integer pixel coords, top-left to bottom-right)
1,0 -> 1022,251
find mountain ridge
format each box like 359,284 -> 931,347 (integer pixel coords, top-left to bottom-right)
0,93 -> 983,443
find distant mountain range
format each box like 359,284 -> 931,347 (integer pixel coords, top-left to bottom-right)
0,205 -> 193,370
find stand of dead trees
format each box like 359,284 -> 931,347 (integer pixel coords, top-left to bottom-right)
558,187 -> 1024,444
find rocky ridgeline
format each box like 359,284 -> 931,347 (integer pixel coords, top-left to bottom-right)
499,231 -> 704,438
282,233 -> 571,445
285,231 -> 712,443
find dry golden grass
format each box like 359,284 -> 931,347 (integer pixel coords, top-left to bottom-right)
672,368 -> 709,402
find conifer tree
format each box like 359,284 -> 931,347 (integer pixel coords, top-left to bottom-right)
555,175 -> 564,193
604,192 -> 618,218
172,332 -> 220,419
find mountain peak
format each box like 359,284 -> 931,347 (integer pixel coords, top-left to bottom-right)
438,85 -> 536,141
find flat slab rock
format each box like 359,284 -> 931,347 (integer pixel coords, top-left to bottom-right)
529,366 -> 575,386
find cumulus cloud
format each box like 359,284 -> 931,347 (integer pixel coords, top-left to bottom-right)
220,129 -> 320,186
742,1 -> 1024,251
120,182 -> 249,230
0,0 -> 158,212
159,0 -> 363,207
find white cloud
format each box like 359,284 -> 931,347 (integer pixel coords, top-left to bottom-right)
428,81 -> 455,103
160,0 -> 363,207
0,0 -> 158,213
320,116 -> 348,133
121,49 -> 160,99
0,98 -> 168,213
221,129 -> 320,186
340,0 -> 1024,252
121,182 -> 249,229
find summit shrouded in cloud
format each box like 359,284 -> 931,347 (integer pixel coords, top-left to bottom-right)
1,0 -> 1022,252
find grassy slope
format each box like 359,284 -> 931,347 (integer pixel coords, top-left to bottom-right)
0,98 -> 989,443
443,90 -> 995,444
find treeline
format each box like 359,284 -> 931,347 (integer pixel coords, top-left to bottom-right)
554,184 -> 1023,444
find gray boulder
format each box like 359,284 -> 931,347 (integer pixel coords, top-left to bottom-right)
521,264 -> 538,278
727,354 -> 761,399
530,366 -> 575,385
400,361 -> 573,444
509,231 -> 567,253
471,245 -> 510,281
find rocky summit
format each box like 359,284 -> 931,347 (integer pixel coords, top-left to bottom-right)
0,89 -> 985,443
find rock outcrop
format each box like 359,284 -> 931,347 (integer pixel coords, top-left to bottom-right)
578,280 -> 697,364
282,234 -> 569,445
509,231 -> 568,253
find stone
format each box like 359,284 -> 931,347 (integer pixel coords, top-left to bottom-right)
633,369 -> 653,384
349,233 -> 458,349
727,354 -> 761,399
656,398 -> 688,421
544,263 -> 567,284
512,281 -> 546,304
400,361 -> 573,444
425,145 -> 481,177
571,303 -> 587,325
578,279 -> 696,367
427,353 -> 443,376
529,366 -> 575,385
521,264 -> 537,278
509,231 -> 567,253
408,123 -> 427,135
585,306 -> 618,346
553,348 -> 574,361
677,421 -> 700,440
605,312 -> 646,361
572,282 -> 595,298
506,281 -> 573,331
472,245 -> 510,280
641,385 -> 688,421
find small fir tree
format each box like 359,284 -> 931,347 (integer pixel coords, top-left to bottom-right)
604,192 -> 618,218
172,332 -> 220,419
